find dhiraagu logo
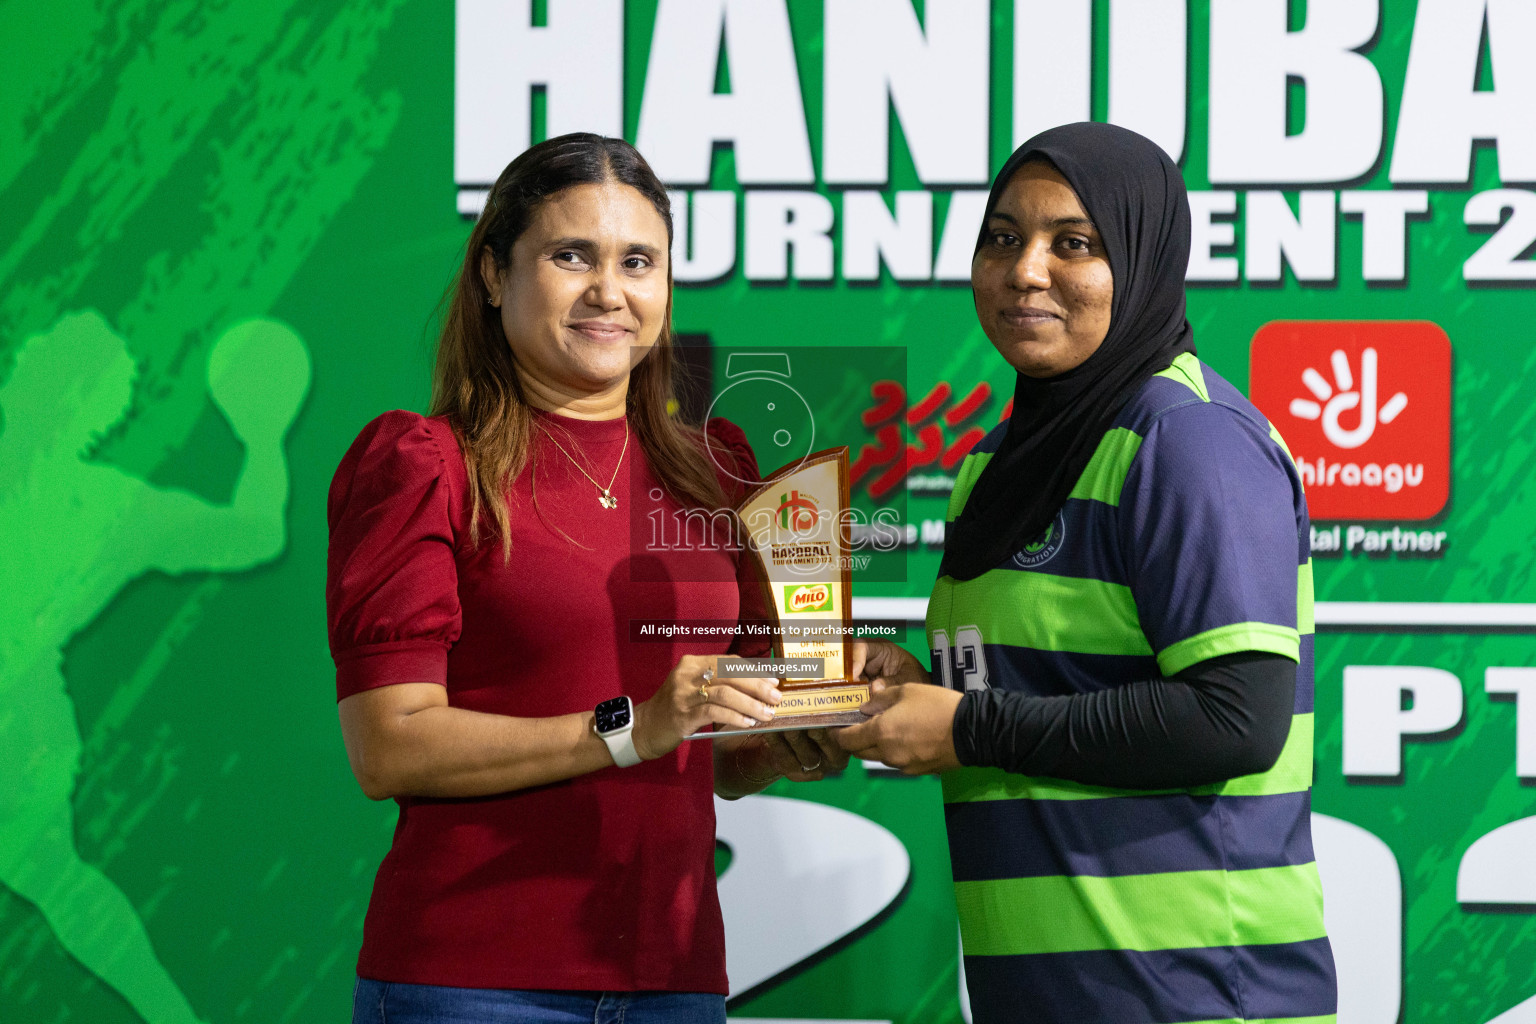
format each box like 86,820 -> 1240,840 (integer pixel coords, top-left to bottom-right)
1249,320 -> 1451,520
784,583 -> 833,613
1011,511 -> 1067,568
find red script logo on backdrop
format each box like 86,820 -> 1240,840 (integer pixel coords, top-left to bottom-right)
1250,321 -> 1450,521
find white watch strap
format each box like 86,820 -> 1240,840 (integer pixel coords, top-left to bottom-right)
600,725 -> 641,768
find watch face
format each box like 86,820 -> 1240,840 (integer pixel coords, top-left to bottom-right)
594,696 -> 631,734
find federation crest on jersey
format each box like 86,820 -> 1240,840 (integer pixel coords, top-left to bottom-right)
1011,511 -> 1066,568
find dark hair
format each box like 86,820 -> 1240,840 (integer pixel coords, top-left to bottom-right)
430,133 -> 727,553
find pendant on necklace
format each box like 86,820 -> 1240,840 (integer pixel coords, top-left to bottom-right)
599,491 -> 618,509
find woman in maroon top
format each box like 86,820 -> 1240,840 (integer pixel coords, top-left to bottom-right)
327,134 -> 846,1024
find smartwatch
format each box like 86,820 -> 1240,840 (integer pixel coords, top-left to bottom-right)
594,696 -> 641,767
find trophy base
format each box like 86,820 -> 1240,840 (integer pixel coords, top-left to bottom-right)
685,707 -> 867,740
685,679 -> 870,739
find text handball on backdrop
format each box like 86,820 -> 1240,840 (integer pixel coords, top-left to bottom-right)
456,2 -> 1536,287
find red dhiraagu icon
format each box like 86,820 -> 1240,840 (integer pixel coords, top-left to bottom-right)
1249,321 -> 1451,521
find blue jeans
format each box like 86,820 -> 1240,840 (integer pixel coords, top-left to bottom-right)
352,977 -> 726,1024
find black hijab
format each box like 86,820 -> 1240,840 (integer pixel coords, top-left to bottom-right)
940,122 -> 1196,582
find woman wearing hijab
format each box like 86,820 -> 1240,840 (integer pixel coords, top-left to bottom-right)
840,122 -> 1337,1022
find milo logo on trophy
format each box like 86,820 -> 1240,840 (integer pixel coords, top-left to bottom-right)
718,447 -> 867,732
784,583 -> 833,614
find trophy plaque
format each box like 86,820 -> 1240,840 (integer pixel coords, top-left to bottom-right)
691,447 -> 867,737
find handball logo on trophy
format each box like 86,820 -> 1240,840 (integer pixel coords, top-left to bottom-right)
776,489 -> 820,533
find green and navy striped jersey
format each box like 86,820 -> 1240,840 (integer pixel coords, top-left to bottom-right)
930,353 -> 1335,1024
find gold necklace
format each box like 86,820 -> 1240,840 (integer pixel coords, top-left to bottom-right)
538,418 -> 629,509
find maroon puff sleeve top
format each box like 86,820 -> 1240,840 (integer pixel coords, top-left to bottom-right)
326,408 -> 764,993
